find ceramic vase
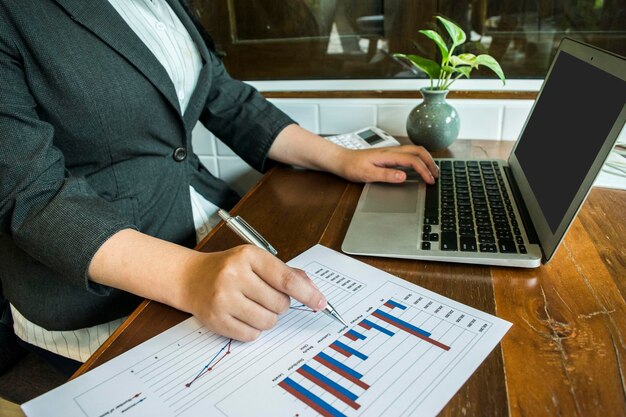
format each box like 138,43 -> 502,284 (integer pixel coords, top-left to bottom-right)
406,87 -> 460,150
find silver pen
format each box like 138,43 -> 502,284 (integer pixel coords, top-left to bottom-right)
217,209 -> 348,327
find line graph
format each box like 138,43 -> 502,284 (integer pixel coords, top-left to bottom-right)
69,259 -> 364,417
24,245 -> 509,417
184,339 -> 233,388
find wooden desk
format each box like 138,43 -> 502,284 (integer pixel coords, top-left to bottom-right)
73,140 -> 626,417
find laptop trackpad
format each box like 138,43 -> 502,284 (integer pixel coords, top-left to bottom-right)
361,182 -> 420,213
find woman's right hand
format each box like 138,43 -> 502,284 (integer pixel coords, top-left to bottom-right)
89,230 -> 327,342
180,245 -> 327,341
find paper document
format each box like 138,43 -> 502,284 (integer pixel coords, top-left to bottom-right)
23,245 -> 511,417
595,150 -> 626,190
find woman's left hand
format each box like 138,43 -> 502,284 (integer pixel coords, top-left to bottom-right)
269,125 -> 439,185
331,145 -> 439,185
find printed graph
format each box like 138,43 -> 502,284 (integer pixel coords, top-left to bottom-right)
184,339 -> 233,388
71,262 -> 364,417
24,246 -> 509,417
269,294 -> 491,417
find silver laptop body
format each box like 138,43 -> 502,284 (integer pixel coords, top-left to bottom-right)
342,38 -> 626,268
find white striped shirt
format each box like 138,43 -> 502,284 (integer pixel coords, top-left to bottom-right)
13,0 -> 222,361
108,0 -> 203,112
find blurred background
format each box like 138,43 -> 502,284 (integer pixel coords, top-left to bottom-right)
186,0 -> 626,80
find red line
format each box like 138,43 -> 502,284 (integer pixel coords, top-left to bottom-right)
185,339 -> 233,387
313,356 -> 370,390
344,332 -> 358,341
358,321 -> 371,330
279,380 -> 335,417
372,312 -> 450,351
207,347 -> 231,369
329,343 -> 352,357
296,368 -> 360,410
384,302 -> 396,309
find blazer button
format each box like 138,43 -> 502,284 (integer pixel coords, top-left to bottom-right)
173,147 -> 187,162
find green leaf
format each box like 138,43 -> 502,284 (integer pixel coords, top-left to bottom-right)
457,53 -> 477,66
440,65 -> 454,74
418,29 -> 449,62
455,66 -> 472,78
449,53 -> 477,68
476,54 -> 506,84
436,16 -> 466,48
394,53 -> 441,80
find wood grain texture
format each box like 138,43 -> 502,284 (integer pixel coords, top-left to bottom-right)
493,205 -> 626,417
575,188 -> 626,298
71,140 -> 626,417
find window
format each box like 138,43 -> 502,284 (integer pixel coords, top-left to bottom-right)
188,0 -> 625,81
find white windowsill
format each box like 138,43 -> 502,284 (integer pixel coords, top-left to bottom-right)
245,79 -> 543,92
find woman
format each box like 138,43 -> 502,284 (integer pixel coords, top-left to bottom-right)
0,0 -> 438,374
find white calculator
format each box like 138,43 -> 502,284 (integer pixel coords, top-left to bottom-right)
324,127 -> 401,149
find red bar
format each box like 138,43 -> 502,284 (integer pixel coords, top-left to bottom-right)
330,343 -> 352,357
371,311 -> 450,351
344,332 -> 359,342
313,356 -> 370,390
384,301 -> 396,309
358,321 -> 371,330
296,368 -> 360,410
278,380 -> 335,417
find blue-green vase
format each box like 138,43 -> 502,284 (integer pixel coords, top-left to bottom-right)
406,87 -> 460,150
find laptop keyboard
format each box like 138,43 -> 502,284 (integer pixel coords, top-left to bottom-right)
421,160 -> 527,254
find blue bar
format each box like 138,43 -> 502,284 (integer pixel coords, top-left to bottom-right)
386,299 -> 407,310
332,341 -> 368,360
300,365 -> 359,401
361,319 -> 395,336
346,329 -> 366,340
373,309 -> 431,337
282,377 -> 347,417
316,352 -> 364,379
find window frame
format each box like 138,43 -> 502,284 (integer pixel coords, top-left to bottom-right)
248,79 -> 543,93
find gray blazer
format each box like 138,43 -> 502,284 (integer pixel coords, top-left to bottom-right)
0,0 -> 294,330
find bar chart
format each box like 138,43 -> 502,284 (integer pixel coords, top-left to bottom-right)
23,245 -> 510,417
274,296 -> 470,417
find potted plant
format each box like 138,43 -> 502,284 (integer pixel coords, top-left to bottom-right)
395,16 -> 506,150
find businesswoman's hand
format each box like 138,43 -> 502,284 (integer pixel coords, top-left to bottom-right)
268,124 -> 439,185
332,145 -> 439,184
181,245 -> 327,341
88,230 -> 327,342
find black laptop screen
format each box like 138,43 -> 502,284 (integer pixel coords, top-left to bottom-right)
514,51 -> 625,233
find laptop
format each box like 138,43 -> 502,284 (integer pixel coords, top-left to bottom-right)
342,38 -> 626,268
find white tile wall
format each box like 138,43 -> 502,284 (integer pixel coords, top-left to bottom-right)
273,103 -> 319,133
192,98 -> 536,194
216,139 -> 236,156
502,102 -> 534,141
198,156 -> 219,177
377,104 -> 413,136
449,100 -> 504,140
217,157 -> 262,197
319,104 -> 376,134
191,122 -> 216,155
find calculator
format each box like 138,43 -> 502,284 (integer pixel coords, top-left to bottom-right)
324,127 -> 401,149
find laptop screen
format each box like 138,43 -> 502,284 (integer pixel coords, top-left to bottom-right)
514,51 -> 624,233
510,38 -> 625,262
